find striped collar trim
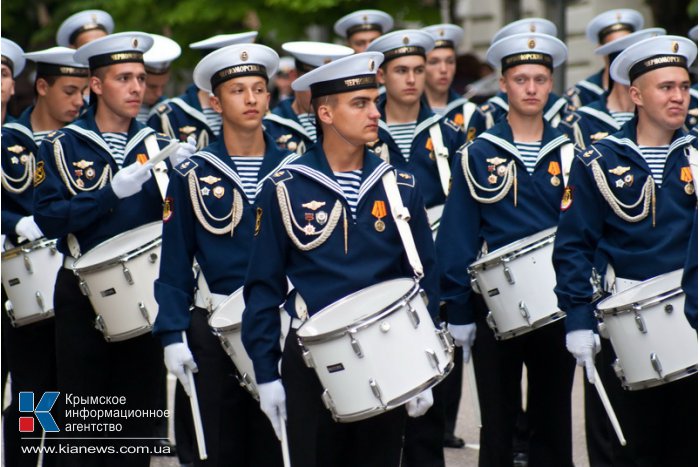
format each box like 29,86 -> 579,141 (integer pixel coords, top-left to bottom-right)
577,80 -> 605,96
167,97 -> 210,127
577,106 -> 621,130
2,122 -> 35,145
263,113 -> 312,139
480,132 -> 568,167
606,134 -> 695,160
543,97 -> 568,122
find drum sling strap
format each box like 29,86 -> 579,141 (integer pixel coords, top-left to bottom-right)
144,135 -> 170,200
429,123 -> 451,196
688,145 -> 699,202
381,170 -> 424,279
561,143 -> 574,186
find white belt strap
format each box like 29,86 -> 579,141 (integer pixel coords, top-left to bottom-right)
144,135 -> 169,200
429,123 -> 451,196
688,145 -> 699,201
381,170 -> 424,278
462,102 -> 477,132
561,143 -> 575,187
195,270 -> 215,313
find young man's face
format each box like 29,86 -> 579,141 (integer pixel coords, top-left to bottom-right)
425,48 -> 457,95
1,64 -> 14,106
73,29 -> 108,49
630,67 -> 691,131
144,71 -> 170,107
37,75 -> 88,124
91,62 -> 147,119
348,30 -> 382,54
318,88 -> 380,145
500,64 -> 553,117
210,75 -> 269,131
378,55 -> 426,107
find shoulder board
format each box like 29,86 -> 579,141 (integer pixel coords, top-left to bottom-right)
270,169 -> 293,185
45,131 -> 65,143
575,145 -> 603,166
565,86 -> 580,97
395,170 -> 415,187
173,158 -> 199,177
477,103 -> 494,115
155,102 -> 172,115
156,133 -> 173,143
558,111 -> 581,128
443,118 -> 461,133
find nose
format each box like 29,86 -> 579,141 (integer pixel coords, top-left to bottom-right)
525,79 -> 537,94
670,85 -> 684,103
439,62 -> 447,74
407,71 -> 416,84
246,88 -> 257,104
368,101 -> 380,120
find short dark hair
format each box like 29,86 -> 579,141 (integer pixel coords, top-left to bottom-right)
310,94 -> 338,136
33,75 -> 59,96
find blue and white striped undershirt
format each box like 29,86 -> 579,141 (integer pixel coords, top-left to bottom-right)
33,130 -> 51,145
639,146 -> 669,185
230,156 -> 264,203
388,122 -> 416,161
610,111 -> 635,126
334,169 -> 362,217
514,141 -> 541,174
202,108 -> 222,136
297,113 -> 317,142
103,132 -> 128,167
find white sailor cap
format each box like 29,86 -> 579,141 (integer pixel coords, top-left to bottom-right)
25,46 -> 88,78
278,56 -> 295,73
334,10 -> 394,39
610,35 -> 698,85
74,32 -> 153,71
366,30 -> 435,64
491,18 -> 557,45
193,43 -> 279,94
586,9 -> 644,45
56,10 -> 115,48
292,51 -> 383,99
422,24 -> 464,50
281,42 -> 354,73
595,28 -> 666,57
487,32 -> 568,71
689,25 -> 698,42
189,32 -> 258,50
144,35 -> 182,74
1,38 -> 25,77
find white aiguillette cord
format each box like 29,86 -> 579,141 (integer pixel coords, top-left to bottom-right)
144,135 -> 176,200
381,170 -> 424,279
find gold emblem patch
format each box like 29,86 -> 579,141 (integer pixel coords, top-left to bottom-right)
302,200 -> 326,211
7,145 -> 24,154
33,161 -> 46,186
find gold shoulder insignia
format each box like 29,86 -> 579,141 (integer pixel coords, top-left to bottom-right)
591,132 -> 609,141
689,108 -> 698,117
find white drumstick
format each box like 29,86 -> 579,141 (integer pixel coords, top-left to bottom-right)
279,413 -> 291,467
36,428 -> 45,467
464,355 -> 481,428
182,332 -> 208,460
592,367 -> 627,446
141,140 -> 179,166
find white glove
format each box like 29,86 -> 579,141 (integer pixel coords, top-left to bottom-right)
111,162 -> 153,199
448,323 -> 477,363
258,379 -> 287,440
15,216 -> 43,241
169,135 -> 197,166
406,388 -> 433,417
566,330 -> 601,384
164,343 -> 198,396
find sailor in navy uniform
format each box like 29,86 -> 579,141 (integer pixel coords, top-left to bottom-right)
55,9 -> 114,49
147,32 -> 258,150
561,28 -> 666,149
153,43 -> 290,467
32,32 -> 192,467
1,46 -> 88,467
436,33 -> 577,466
137,34 -> 181,124
1,38 -> 24,124
333,9 -> 394,54
554,35 -> 698,466
565,9 -> 645,108
263,41 -> 353,155
242,52 -> 439,467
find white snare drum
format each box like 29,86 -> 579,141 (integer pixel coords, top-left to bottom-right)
296,278 -> 454,423
468,227 -> 564,340
208,287 -> 291,399
1,238 -> 61,326
596,269 -> 697,391
72,222 -> 162,342
426,205 -> 443,240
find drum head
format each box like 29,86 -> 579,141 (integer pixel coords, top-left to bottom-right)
597,269 -> 684,312
73,222 -> 162,269
297,278 -> 415,338
209,288 -> 245,330
471,226 -> 556,268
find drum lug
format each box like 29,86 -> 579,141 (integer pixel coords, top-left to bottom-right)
419,288 -> 429,307
148,252 -> 159,264
321,389 -> 337,415
23,253 -> 33,274
219,336 -> 233,356
437,325 -> 454,352
406,303 -> 421,328
597,321 -> 609,339
650,352 -> 663,378
301,346 -> 315,368
470,277 -> 482,295
503,265 -> 515,285
79,278 -> 91,296
633,311 -> 647,334
613,359 -> 626,382
486,311 -> 498,332
425,349 -> 442,373
369,378 -> 385,406
518,301 -> 532,325
50,244 -> 57,255
35,291 -> 45,312
122,263 -> 134,285
348,330 -> 364,358
138,302 -> 151,324
5,301 -> 16,327
95,315 -> 107,336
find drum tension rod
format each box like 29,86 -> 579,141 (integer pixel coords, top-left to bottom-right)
349,330 -> 364,358
23,254 -> 33,274
406,303 -> 421,328
369,378 -> 385,407
518,301 -> 532,325
650,353 -> 664,378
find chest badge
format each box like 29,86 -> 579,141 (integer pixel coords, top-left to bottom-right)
316,211 -> 328,225
201,187 -> 211,196
608,166 -> 630,176
7,145 -> 24,154
302,200 -> 326,211
200,175 -> 221,185
73,160 -> 94,170
548,161 -> 561,186
681,167 -> 694,195
213,186 -> 225,198
372,200 -> 387,232
486,156 -> 507,166
10,156 -> 19,164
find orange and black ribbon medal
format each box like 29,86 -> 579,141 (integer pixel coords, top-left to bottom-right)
548,161 -> 561,187
372,200 -> 387,232
681,166 -> 694,195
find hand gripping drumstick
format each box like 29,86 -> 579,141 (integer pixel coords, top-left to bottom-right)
591,367 -> 627,446
279,413 -> 291,467
182,332 -> 208,460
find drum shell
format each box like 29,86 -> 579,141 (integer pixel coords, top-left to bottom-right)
1,238 -> 61,326
597,270 -> 698,390
296,278 -> 453,422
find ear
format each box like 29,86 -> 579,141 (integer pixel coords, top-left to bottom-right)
90,75 -> 102,96
209,93 -> 223,114
316,101 -> 334,126
36,78 -> 49,97
498,74 -> 507,93
377,67 -> 386,85
629,84 -> 643,107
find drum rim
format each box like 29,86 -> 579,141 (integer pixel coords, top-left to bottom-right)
1,238 -> 58,260
296,278 -> 420,343
491,310 -> 566,339
468,227 -> 556,272
596,287 -> 684,316
72,221 -> 163,273
619,364 -> 698,391
208,288 -> 245,332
